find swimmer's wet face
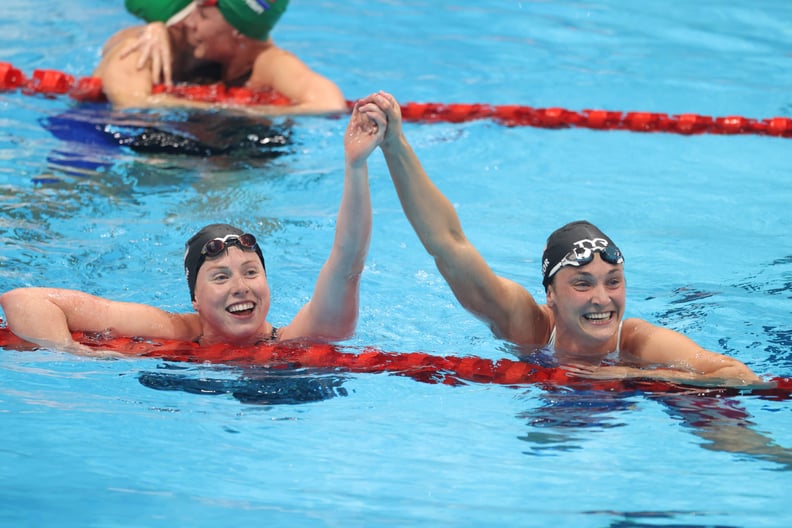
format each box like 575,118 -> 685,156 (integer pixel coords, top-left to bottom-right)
547,252 -> 627,354
185,1 -> 235,61
542,220 -> 626,354
192,243 -> 272,345
185,223 -> 266,302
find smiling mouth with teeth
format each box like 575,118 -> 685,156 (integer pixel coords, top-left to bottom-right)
584,312 -> 612,321
227,302 -> 255,314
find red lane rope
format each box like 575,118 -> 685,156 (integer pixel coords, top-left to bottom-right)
1,326 -> 790,399
2,62 -> 790,138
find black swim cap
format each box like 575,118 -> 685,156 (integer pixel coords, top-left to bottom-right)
541,220 -> 623,289
184,223 -> 266,301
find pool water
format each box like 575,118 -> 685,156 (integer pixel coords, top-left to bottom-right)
2,1 -> 791,526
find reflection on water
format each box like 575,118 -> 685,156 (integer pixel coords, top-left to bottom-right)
517,387 -> 792,470
517,388 -> 635,454
138,363 -> 349,406
652,393 -> 792,470
38,103 -> 295,184
583,509 -> 733,528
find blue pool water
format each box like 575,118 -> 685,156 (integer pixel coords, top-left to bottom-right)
2,1 -> 791,526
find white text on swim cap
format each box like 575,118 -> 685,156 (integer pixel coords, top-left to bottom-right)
245,0 -> 268,15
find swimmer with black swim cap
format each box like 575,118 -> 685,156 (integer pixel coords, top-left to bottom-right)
183,223 -> 267,302
364,90 -> 764,387
0,96 -> 387,354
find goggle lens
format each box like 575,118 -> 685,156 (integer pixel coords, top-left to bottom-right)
548,240 -> 623,280
201,233 -> 258,258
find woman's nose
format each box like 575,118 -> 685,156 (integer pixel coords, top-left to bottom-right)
590,283 -> 610,305
231,275 -> 249,294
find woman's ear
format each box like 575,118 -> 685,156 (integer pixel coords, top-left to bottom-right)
231,29 -> 248,49
545,286 -> 555,308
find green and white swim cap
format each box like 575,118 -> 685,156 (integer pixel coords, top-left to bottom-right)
125,0 -> 194,25
215,0 -> 289,40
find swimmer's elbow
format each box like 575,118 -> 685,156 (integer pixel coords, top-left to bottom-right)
325,95 -> 350,114
323,308 -> 359,343
0,288 -> 28,310
289,84 -> 347,115
307,320 -> 356,344
287,99 -> 349,117
714,364 -> 763,385
419,227 -> 466,260
306,92 -> 347,114
328,328 -> 355,343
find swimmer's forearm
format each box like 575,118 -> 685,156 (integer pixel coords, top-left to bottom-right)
334,161 -> 372,275
569,364 -> 766,388
381,135 -> 465,256
291,164 -> 369,342
640,367 -> 764,388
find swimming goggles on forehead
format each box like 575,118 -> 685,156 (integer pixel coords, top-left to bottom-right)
201,233 -> 258,258
547,238 -> 624,279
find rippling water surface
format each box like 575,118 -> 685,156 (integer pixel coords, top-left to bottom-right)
1,1 -> 791,526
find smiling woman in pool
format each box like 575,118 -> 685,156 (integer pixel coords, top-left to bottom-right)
365,90 -> 764,388
0,97 -> 386,355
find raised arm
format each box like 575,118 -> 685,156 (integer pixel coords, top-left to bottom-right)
368,92 -> 550,344
280,98 -> 382,341
0,287 -> 197,355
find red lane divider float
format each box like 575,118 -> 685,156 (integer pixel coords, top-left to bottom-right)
2,62 -> 791,138
1,326 -> 790,399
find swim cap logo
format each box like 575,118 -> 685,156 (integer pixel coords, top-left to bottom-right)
569,237 -> 609,259
543,238 -> 608,275
245,0 -> 273,14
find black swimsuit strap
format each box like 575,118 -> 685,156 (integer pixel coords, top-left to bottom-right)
225,69 -> 253,88
194,325 -> 279,345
